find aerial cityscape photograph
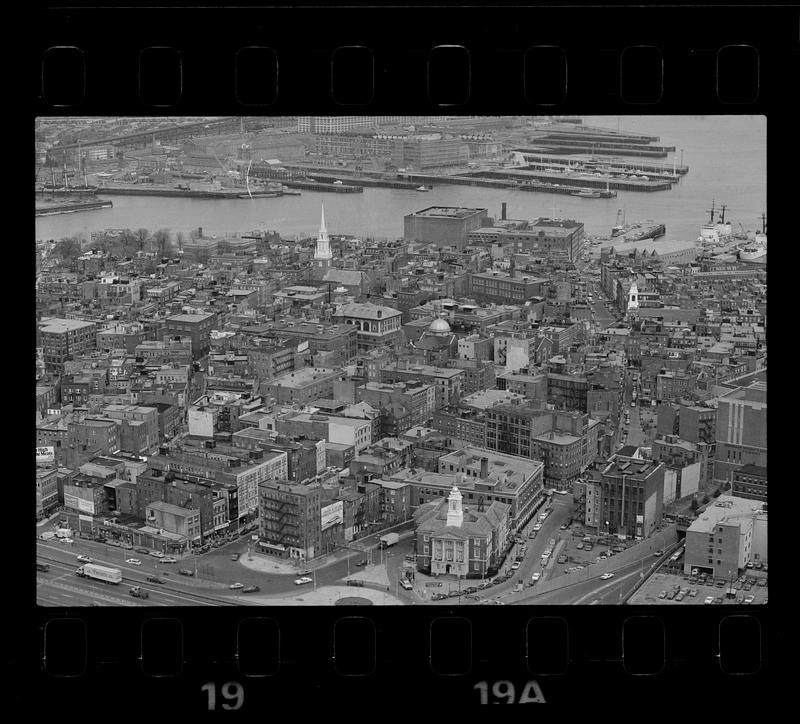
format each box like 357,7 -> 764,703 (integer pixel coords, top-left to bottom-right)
35,114 -> 767,608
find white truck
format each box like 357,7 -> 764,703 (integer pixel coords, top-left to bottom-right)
55,528 -> 73,539
75,564 -> 123,584
379,533 -> 400,549
39,531 -> 56,541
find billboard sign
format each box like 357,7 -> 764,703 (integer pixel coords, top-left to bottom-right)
78,498 -> 96,514
321,500 -> 343,531
35,446 -> 55,463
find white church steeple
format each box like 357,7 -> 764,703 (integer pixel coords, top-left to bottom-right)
314,203 -> 332,261
446,486 -> 464,528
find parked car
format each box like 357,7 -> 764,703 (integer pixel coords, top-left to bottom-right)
297,569 -> 311,576
125,558 -> 142,566
135,547 -> 150,555
178,569 -> 194,577
294,577 -> 313,586
744,595 -> 755,604
77,555 -> 93,563
703,596 -> 715,605
666,591 -> 676,600
229,583 -> 244,590
231,553 -> 240,561
576,542 -> 584,550
59,538 -> 74,544
242,585 -> 261,594
560,522 -> 569,530
464,586 -> 478,594
399,579 -> 413,590
713,597 -> 723,605
746,561 -> 754,569
355,559 -> 368,567
346,580 -> 364,587
431,593 -> 447,601
531,572 -> 541,583
658,590 -> 667,599
511,561 -> 521,570
689,589 -> 698,597
557,554 -> 568,564
754,562 -> 763,570
757,578 -> 767,587
161,556 -> 177,564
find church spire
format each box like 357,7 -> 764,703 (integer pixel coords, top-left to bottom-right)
314,202 -> 332,261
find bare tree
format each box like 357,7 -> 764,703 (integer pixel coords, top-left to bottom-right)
176,230 -> 186,253
153,229 -> 173,258
135,228 -> 150,254
55,235 -> 83,261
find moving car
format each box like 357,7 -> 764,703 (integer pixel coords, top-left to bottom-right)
161,556 -> 177,564
346,580 -> 364,587
178,569 -> 194,577
231,553 -> 240,561
298,569 -> 311,576
511,561 -> 521,570
229,583 -> 244,590
531,572 -> 541,583
59,538 -> 74,544
600,573 -> 615,580
77,555 -> 93,563
135,547 -> 150,555
294,577 -> 313,586
355,559 -> 368,567
242,585 -> 260,594
125,558 -> 142,566
146,576 -> 165,584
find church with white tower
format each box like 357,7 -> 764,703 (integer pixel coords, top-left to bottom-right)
312,202 -> 333,279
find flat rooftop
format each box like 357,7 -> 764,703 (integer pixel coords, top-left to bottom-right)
407,206 -> 487,219
40,318 -> 96,333
165,313 -> 215,323
687,495 -> 767,533
267,368 -> 340,388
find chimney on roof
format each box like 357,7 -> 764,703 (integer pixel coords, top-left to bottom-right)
480,456 -> 489,478
501,202 -> 507,221
198,227 -> 203,237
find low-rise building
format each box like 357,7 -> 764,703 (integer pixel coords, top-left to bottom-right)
414,485 -> 511,579
683,495 -> 767,578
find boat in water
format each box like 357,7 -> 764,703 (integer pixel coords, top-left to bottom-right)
697,200 -> 737,245
416,185 -> 431,192
572,188 -> 602,198
737,213 -> 767,262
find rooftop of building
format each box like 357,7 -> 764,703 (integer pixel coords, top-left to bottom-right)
147,500 -> 199,516
603,455 -> 661,479
335,302 -> 402,320
383,362 -> 463,378
407,206 -> 487,219
267,367 -> 341,388
687,495 -> 767,533
40,318 -> 96,333
165,312 -> 216,323
461,389 -> 526,410
439,446 -> 543,486
734,464 -> 767,478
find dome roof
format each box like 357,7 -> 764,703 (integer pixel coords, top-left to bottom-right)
428,317 -> 451,334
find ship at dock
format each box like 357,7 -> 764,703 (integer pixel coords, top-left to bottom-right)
737,213 -> 767,262
610,210 -> 666,242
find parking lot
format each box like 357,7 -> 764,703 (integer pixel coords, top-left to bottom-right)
545,522 -> 651,580
629,566 -> 768,605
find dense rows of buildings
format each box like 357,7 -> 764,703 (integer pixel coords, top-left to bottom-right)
36,116 -> 767,581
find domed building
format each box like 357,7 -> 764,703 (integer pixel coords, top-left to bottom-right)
428,316 -> 452,335
409,314 -> 458,365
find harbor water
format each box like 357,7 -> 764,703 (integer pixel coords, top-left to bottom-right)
35,115 -> 766,243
